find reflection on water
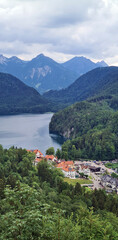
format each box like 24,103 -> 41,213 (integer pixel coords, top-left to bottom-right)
50,133 -> 65,145
0,113 -> 65,154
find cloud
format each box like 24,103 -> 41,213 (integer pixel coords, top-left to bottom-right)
0,0 -> 118,65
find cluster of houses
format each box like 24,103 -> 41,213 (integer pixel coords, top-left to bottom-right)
27,149 -> 91,179
101,175 -> 118,194
27,149 -> 118,194
57,161 -> 91,178
27,149 -> 57,165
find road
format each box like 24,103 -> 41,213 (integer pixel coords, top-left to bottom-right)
90,172 -> 103,190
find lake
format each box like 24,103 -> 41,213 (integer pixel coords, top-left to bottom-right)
0,113 -> 64,154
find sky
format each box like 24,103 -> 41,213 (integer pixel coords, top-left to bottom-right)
0,0 -> 118,65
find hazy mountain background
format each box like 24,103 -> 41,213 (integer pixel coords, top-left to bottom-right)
0,54 -> 108,93
61,56 -> 108,75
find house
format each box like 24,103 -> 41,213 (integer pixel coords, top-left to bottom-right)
27,149 -> 44,158
79,164 -> 90,176
45,155 -> 57,162
27,149 -> 44,166
57,161 -> 75,178
34,150 -> 44,165
33,149 -> 44,158
57,161 -> 74,169
62,166 -> 76,178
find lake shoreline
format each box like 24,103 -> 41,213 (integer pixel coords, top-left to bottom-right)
0,113 -> 64,154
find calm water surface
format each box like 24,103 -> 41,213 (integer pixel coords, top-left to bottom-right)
0,113 -> 64,154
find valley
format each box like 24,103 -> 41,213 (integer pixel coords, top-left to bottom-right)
0,64 -> 118,162
0,58 -> 118,240
1,0 -> 118,239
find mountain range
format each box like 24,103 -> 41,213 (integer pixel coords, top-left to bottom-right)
0,72 -> 52,115
0,54 -> 108,93
0,60 -> 118,160
62,56 -> 107,75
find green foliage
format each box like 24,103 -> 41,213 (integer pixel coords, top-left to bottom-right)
1,186 -> 118,240
50,100 -> 118,161
111,173 -> 118,178
44,66 -> 118,108
48,67 -> 118,161
46,147 -> 55,155
0,72 -> 54,115
64,178 -> 92,185
56,148 -> 62,159
105,162 -> 118,173
0,146 -> 118,239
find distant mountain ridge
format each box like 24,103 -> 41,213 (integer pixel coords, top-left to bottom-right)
43,66 -> 118,108
62,56 -> 108,76
0,72 -> 52,115
0,54 -> 78,93
0,54 -> 108,93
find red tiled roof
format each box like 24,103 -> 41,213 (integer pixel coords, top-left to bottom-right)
57,161 -> 73,167
57,161 -> 74,172
62,166 -> 75,172
33,149 -> 38,153
45,155 -> 56,160
27,149 -> 43,156
33,149 -> 44,156
57,162 -> 64,168
66,161 -> 74,165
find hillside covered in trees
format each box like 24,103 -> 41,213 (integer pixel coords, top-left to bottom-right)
44,66 -> 118,109
49,66 -> 118,161
0,146 -> 118,239
0,72 -> 54,115
50,99 -> 118,161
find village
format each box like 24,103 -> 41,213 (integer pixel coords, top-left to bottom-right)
27,149 -> 118,194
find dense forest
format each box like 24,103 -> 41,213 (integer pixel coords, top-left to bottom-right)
44,66 -> 118,108
0,72 -> 56,115
50,100 -> 118,161
49,66 -> 118,161
0,146 -> 118,239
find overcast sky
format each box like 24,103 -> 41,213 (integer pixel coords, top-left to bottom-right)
0,0 -> 118,65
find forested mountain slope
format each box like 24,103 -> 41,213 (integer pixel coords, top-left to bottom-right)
44,66 -> 118,108
49,99 -> 118,160
49,66 -> 118,161
0,73 -> 52,114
